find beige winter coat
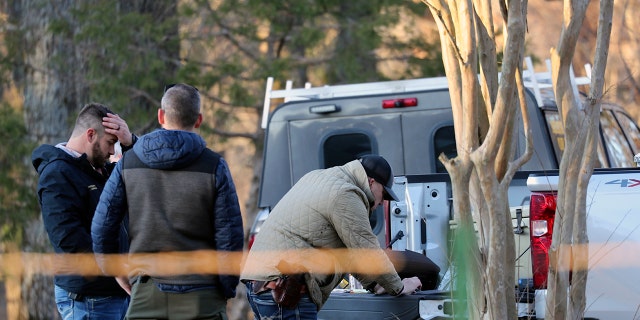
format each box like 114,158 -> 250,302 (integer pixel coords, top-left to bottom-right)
240,160 -> 403,309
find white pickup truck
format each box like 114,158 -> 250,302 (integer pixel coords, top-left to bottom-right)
372,167 -> 640,319
251,60 -> 640,319
527,169 -> 640,319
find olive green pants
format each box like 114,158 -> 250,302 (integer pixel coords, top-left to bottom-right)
126,277 -> 227,320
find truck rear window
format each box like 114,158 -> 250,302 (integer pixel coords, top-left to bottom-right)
434,126 -> 457,173
322,133 -> 373,168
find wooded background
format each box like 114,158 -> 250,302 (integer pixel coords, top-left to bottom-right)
0,0 -> 638,319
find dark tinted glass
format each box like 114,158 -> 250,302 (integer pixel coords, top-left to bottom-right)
323,133 -> 373,168
434,126 -> 457,173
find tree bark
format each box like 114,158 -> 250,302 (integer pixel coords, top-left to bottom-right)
547,0 -> 613,319
12,0 -> 88,145
9,1 -> 86,318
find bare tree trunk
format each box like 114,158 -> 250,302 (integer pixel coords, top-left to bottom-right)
8,1 -> 86,318
567,3 -> 612,319
423,0 -> 530,317
12,0 -> 88,146
546,0 -> 612,318
426,0 -> 487,316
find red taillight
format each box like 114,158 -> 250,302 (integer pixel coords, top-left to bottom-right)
529,192 -> 556,289
382,98 -> 418,109
248,234 -> 256,250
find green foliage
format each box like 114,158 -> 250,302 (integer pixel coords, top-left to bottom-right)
451,222 -> 474,318
0,7 -> 25,85
189,0 -> 443,88
0,103 -> 38,244
0,0 -> 446,252
6,0 -> 445,177
42,0 -> 444,139
62,1 -> 181,133
0,0 -> 447,142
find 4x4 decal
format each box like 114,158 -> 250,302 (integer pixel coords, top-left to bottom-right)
604,179 -> 640,188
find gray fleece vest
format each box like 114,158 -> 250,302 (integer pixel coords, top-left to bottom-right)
122,148 -> 221,285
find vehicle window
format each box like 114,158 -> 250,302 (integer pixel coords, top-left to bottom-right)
434,126 -> 457,173
323,133 -> 373,168
601,110 -> 635,167
615,110 -> 640,155
545,110 -> 610,168
543,111 -> 565,164
596,138 -> 608,168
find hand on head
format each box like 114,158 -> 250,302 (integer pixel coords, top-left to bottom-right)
102,113 -> 133,146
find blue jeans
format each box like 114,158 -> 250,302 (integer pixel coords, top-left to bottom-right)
245,282 -> 317,320
54,285 -> 129,320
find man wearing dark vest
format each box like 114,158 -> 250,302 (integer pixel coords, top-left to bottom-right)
91,83 -> 244,320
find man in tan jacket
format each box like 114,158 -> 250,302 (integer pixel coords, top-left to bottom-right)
241,155 -> 422,319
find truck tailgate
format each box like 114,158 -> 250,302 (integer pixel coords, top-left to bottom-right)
319,290 -> 454,320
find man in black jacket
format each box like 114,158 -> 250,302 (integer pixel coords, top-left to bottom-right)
32,103 -> 136,320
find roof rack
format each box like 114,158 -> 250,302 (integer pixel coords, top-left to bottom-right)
521,56 -> 592,108
262,56 -> 593,128
261,76 -> 452,128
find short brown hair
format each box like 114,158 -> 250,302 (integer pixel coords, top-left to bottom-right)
72,103 -> 114,137
161,84 -> 201,128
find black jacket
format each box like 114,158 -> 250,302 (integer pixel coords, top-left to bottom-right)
32,144 -> 128,297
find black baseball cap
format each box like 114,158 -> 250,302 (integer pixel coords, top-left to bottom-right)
359,155 -> 399,202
